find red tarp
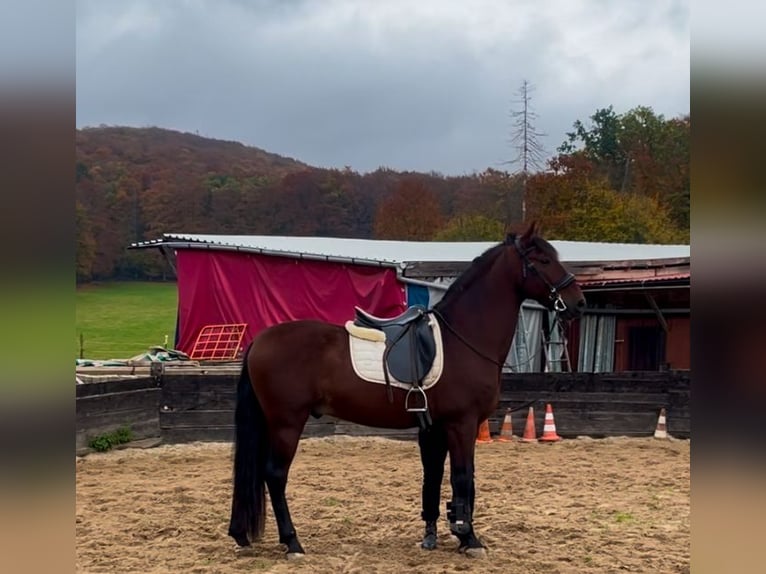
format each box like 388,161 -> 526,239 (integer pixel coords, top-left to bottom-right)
175,250 -> 407,354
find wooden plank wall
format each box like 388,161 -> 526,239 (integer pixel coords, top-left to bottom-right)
75,370 -> 690,449
76,377 -> 161,451
158,374 -> 414,443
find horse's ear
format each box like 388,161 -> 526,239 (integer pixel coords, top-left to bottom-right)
520,220 -> 538,245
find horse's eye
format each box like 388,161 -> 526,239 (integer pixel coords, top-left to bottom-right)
540,258 -> 551,265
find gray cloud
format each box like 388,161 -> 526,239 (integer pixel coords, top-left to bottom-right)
76,0 -> 690,175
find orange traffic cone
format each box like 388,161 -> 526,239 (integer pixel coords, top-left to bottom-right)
476,419 -> 493,444
497,408 -> 514,442
521,407 -> 537,443
654,408 -> 668,439
539,403 -> 562,442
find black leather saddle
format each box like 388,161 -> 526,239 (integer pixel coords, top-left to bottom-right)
353,304 -> 436,386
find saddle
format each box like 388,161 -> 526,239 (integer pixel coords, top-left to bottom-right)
353,305 -> 437,428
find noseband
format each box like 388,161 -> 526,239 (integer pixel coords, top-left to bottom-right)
513,237 -> 576,312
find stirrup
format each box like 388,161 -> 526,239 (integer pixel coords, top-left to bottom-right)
405,386 -> 428,412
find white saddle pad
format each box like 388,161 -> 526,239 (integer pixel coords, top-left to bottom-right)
345,315 -> 444,391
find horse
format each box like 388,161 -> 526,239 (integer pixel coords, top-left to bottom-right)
227,222 -> 586,559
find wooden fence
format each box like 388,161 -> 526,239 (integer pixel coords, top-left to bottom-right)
76,376 -> 161,452
75,369 -> 690,452
493,370 -> 690,439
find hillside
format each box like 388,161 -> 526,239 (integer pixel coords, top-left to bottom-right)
76,126 -> 321,281
77,125 -> 310,179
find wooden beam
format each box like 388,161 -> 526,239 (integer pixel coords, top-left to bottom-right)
644,291 -> 669,332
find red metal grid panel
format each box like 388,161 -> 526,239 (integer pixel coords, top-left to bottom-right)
189,323 -> 247,361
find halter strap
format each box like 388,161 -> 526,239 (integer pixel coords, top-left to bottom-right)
513,237 -> 576,311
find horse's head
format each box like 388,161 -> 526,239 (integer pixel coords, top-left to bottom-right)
508,222 -> 586,320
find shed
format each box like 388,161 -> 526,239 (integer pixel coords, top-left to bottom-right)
130,234 -> 689,373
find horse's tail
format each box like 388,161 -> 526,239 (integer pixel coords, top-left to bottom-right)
228,347 -> 268,546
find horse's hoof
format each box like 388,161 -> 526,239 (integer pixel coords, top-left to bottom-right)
230,532 -> 251,548
464,547 -> 487,559
234,545 -> 255,557
421,534 -> 437,550
286,552 -> 305,561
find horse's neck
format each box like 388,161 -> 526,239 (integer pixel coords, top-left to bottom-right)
438,263 -> 522,365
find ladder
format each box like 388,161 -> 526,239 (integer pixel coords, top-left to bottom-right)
515,309 -> 531,371
544,314 -> 571,372
506,306 -> 532,372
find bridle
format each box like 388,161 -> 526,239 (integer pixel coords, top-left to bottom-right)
512,236 -> 576,313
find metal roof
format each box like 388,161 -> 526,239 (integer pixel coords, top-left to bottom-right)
131,233 -> 690,268
578,272 -> 690,288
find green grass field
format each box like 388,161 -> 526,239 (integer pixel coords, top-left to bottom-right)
75,281 -> 178,360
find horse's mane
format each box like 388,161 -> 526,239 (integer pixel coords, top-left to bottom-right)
432,232 -> 560,311
433,241 -> 507,310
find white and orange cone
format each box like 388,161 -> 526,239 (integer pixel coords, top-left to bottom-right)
654,408 -> 668,439
521,407 -> 538,443
497,408 -> 514,442
539,403 -> 562,442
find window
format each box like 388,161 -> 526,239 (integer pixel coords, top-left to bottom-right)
506,305 -> 543,372
578,313 -> 616,373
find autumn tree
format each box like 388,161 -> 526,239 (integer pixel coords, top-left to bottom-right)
76,200 -> 96,282
525,154 -> 595,237
263,169 -> 363,237
559,106 -> 690,237
474,168 -> 524,225
373,178 -> 444,240
559,106 -> 625,188
433,214 -> 505,241
565,186 -> 685,243
526,155 -> 685,244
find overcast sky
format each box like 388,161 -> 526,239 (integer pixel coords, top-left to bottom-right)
76,0 -> 689,176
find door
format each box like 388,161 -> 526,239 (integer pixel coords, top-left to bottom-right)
627,325 -> 666,371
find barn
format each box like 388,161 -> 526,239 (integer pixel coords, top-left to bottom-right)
130,233 -> 690,374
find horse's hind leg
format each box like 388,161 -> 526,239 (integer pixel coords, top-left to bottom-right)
264,423 -> 306,559
418,424 -> 448,550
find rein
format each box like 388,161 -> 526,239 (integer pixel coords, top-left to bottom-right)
429,308 -> 555,414
428,307 -> 504,368
431,305 -> 547,370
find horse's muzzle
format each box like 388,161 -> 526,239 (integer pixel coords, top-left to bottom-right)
565,298 -> 586,320
558,297 -> 586,321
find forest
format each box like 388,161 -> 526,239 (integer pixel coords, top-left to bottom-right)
76,106 -> 689,282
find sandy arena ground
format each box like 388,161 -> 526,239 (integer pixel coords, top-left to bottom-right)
76,436 -> 689,573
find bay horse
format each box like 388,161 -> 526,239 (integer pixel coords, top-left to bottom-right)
228,222 -> 585,559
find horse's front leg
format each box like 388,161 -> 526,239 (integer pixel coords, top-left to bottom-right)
445,418 -> 486,557
418,424 -> 448,549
